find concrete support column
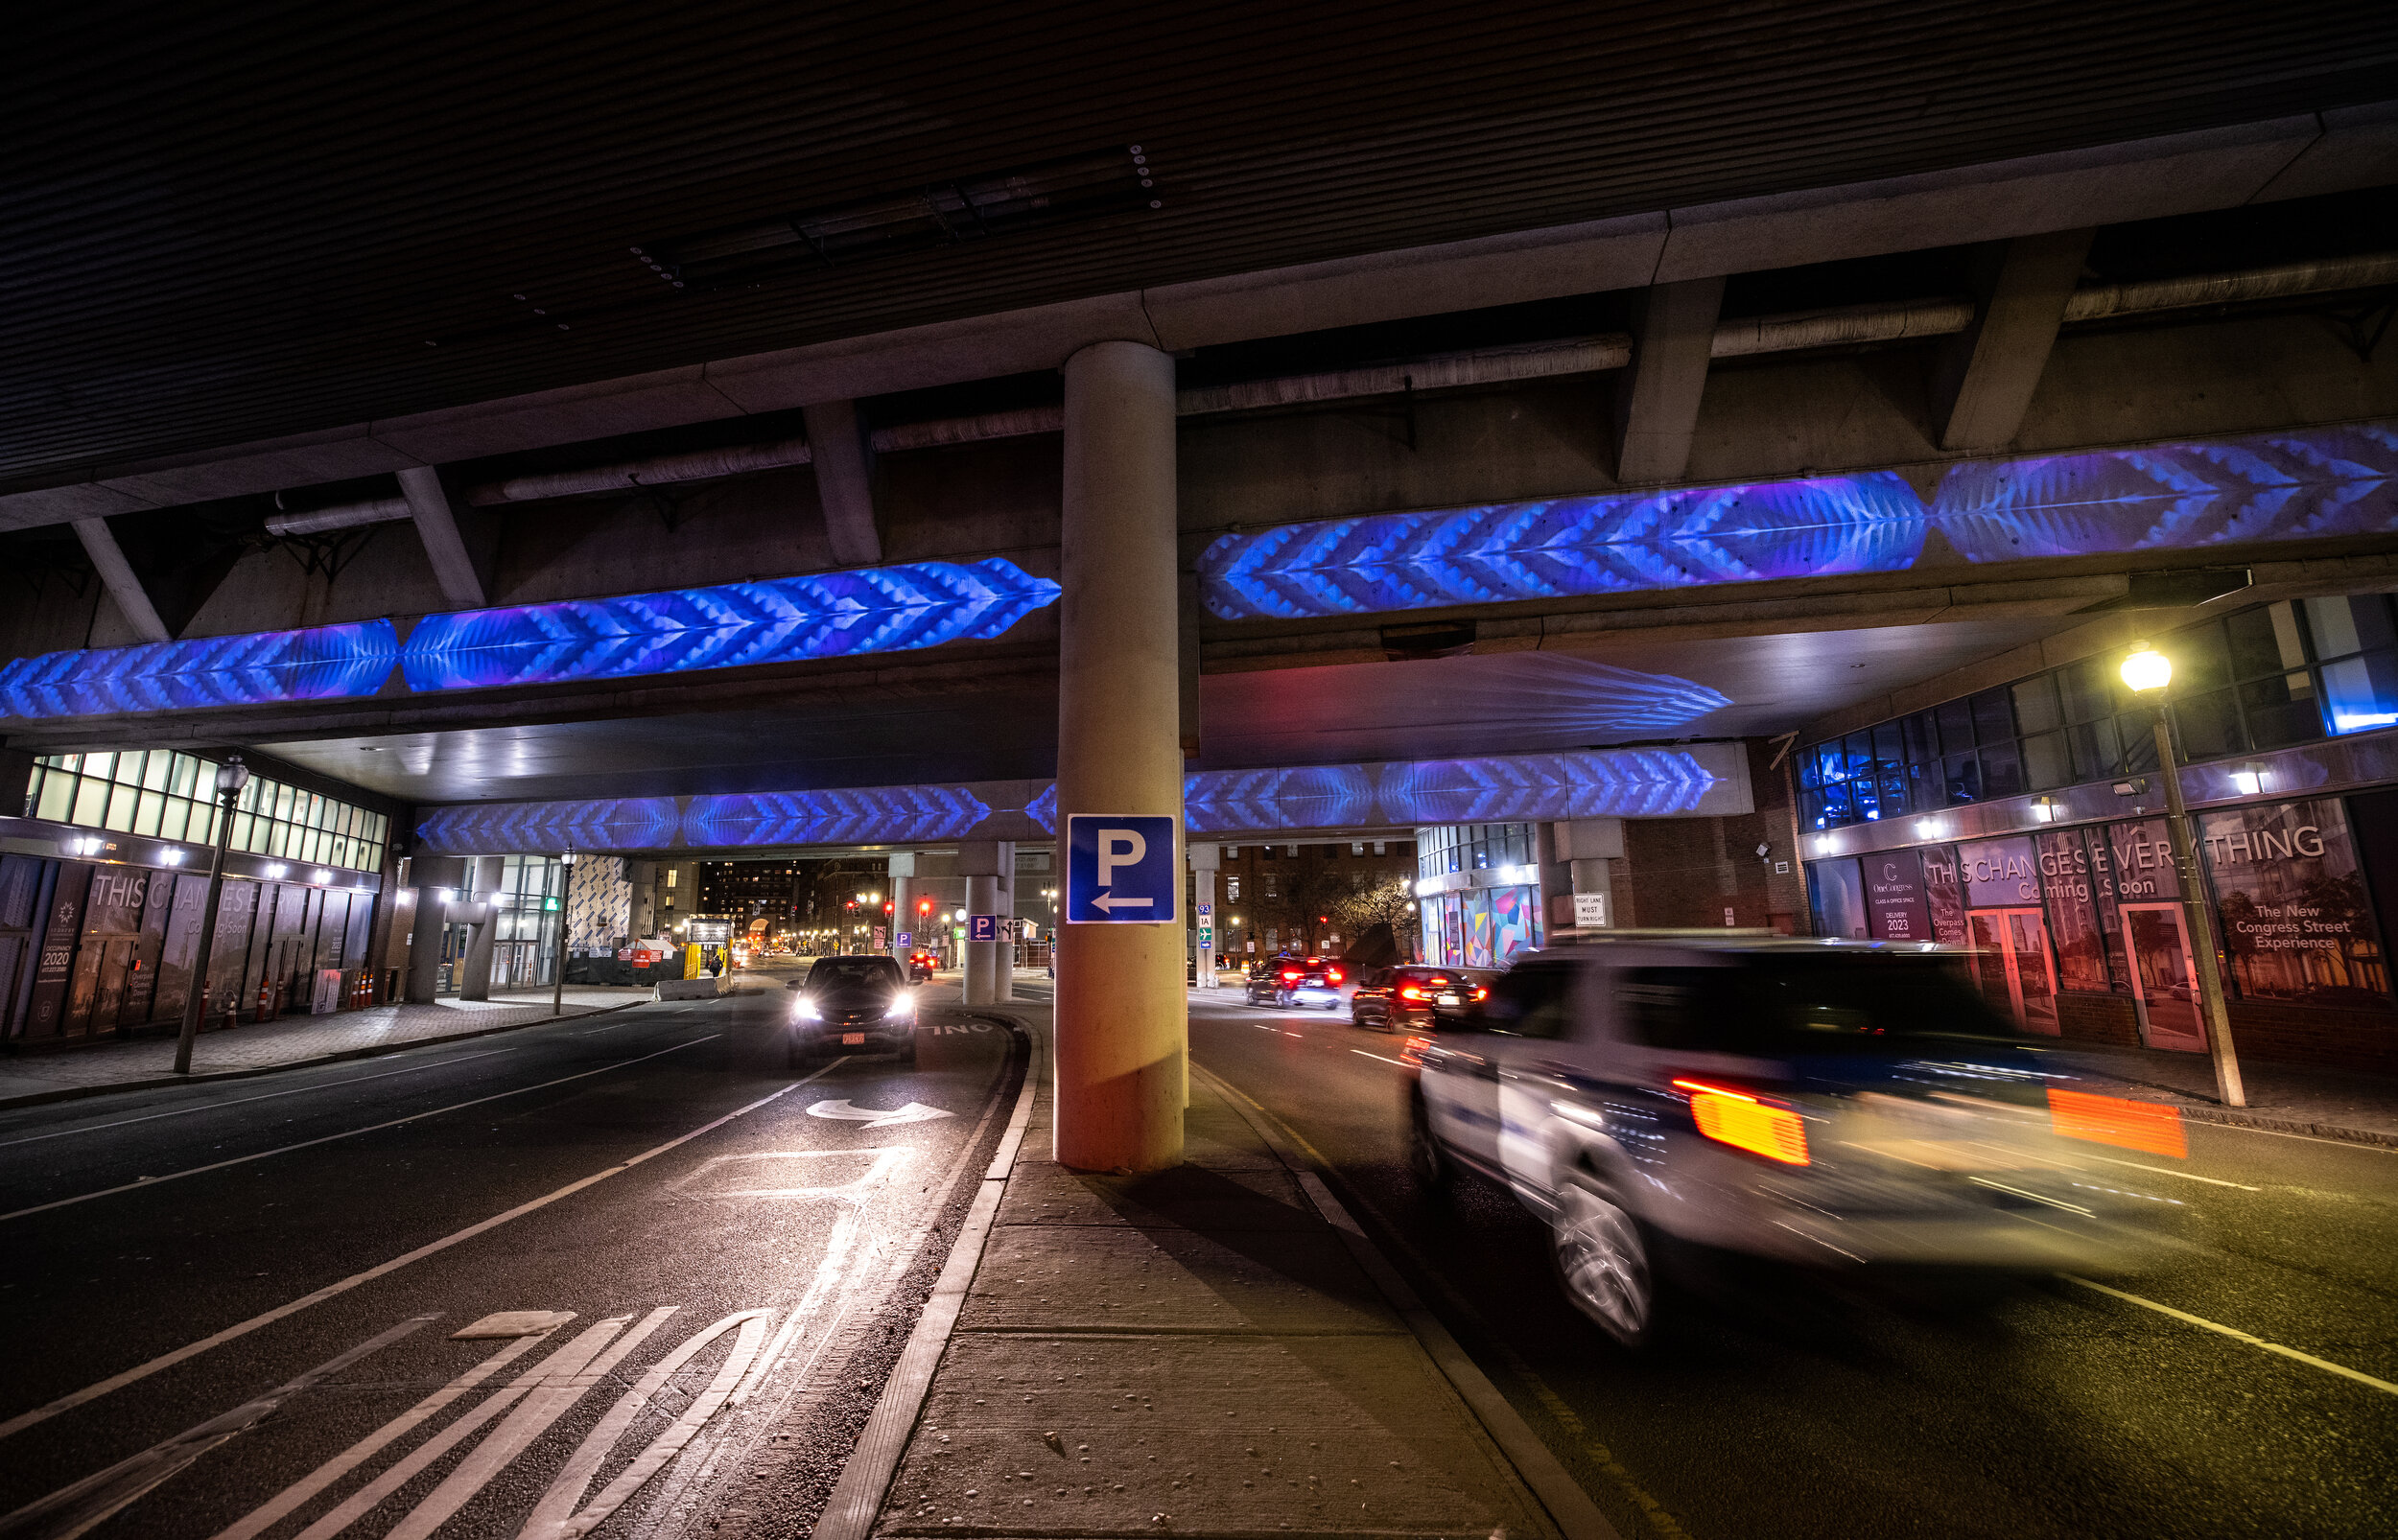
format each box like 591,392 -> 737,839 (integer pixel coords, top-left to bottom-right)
959,841 -> 1015,1005
404,856 -> 467,1004
1188,845 -> 1219,987
1932,228 -> 2096,453
1056,338 -> 1185,1174
887,853 -> 917,965
1613,277 -> 1726,484
71,518 -> 171,642
458,855 -> 504,1002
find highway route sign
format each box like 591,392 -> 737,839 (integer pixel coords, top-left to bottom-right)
1066,814 -> 1178,924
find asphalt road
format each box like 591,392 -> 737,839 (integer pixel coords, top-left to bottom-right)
0,971 -> 1021,1540
1184,983 -> 2398,1540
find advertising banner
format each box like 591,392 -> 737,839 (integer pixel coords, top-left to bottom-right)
1860,852 -> 1931,943
2199,799 -> 2389,1007
2036,828 -> 2114,994
1918,846 -> 1968,945
1958,835 -> 2040,908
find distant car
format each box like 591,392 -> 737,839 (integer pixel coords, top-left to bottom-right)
788,954 -> 916,1067
1244,955 -> 1348,1010
1410,935 -> 2186,1349
1349,964 -> 1488,1032
905,950 -> 937,983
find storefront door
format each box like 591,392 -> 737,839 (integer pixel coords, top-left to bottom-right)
1966,907 -> 2061,1036
2119,902 -> 2207,1052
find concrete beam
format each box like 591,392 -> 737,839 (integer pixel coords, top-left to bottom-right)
802,399 -> 881,565
1931,229 -> 2097,454
70,517 -> 171,642
396,466 -> 488,609
1612,277 -> 1726,485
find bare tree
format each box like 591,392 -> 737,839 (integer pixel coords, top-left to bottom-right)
1332,875 -> 1418,950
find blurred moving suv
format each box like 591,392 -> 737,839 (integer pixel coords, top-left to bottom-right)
1244,955 -> 1347,1010
1409,934 -> 2184,1348
788,954 -> 917,1066
1348,964 -> 1488,1032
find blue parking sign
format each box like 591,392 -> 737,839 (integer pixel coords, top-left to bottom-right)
1066,813 -> 1178,924
968,914 -> 998,944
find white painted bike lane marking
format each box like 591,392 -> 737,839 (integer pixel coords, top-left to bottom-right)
0,1314 -> 437,1540
0,1055 -> 849,1446
0,1032 -> 720,1224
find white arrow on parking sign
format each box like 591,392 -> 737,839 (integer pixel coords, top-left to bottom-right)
1088,891 -> 1153,914
807,1099 -> 952,1129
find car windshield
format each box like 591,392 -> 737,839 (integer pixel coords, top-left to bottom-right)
807,957 -> 903,990
1621,954 -> 2019,1055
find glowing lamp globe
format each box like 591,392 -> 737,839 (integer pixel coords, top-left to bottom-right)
2121,645 -> 2172,694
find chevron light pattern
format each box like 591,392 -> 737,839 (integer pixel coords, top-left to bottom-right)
0,619 -> 399,719
1024,783 -> 1058,833
1933,421 -> 2398,561
1199,420 -> 2398,621
1199,474 -> 1926,619
415,798 -> 681,854
400,558 -> 1059,690
1377,749 -> 1720,822
684,786 -> 993,847
1186,765 -> 1375,833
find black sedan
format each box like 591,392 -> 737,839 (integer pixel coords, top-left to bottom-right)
788,954 -> 918,1066
1349,964 -> 1488,1032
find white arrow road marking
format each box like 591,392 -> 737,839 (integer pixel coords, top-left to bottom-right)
1088,890 -> 1153,913
807,1099 -> 953,1129
520,1309 -> 774,1539
0,1314 -> 436,1540
209,1325 -> 560,1540
382,1309 -> 677,1540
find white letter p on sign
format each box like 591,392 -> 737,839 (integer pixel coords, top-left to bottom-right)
1098,829 -> 1147,886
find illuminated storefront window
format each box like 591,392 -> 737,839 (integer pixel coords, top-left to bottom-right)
25,752 -> 388,871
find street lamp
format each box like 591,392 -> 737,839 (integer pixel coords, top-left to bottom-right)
174,756 -> 252,1074
552,850 -> 577,1015
2121,642 -> 2247,1108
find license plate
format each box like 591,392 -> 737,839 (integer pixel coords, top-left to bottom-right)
841,1033 -> 865,1045
1436,993 -> 1460,1006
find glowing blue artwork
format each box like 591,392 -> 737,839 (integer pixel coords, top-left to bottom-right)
685,785 -> 993,847
400,559 -> 1058,691
1200,475 -> 1925,620
0,620 -> 399,719
1933,422 -> 2398,560
1378,750 -> 1719,822
1185,765 -> 1375,833
1024,783 -> 1057,834
415,797 -> 680,854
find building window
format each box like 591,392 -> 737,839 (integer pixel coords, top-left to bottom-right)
666,869 -> 677,888
1226,876 -> 1241,900
1263,875 -> 1278,898
24,751 -> 388,871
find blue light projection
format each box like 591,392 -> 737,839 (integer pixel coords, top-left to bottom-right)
415,797 -> 680,854
399,559 -> 1059,691
1377,749 -> 1719,822
1185,766 -> 1375,833
685,785 -> 993,847
1199,420 -> 2398,621
0,620 -> 400,719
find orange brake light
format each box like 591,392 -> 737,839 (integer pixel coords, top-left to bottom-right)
1399,986 -> 1427,1000
1471,987 -> 1488,1001
1327,968 -> 1343,983
2047,1087 -> 2186,1158
1674,1079 -> 1809,1166
1281,969 -> 1301,982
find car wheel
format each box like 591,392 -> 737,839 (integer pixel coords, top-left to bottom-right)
1406,1087 -> 1449,1190
897,1036 -> 918,1066
1276,989 -> 1294,1010
1552,1179 -> 1657,1350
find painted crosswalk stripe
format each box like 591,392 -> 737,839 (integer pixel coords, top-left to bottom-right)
0,1315 -> 435,1540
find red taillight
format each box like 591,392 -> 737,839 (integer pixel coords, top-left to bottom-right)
1427,975 -> 1450,986
1471,987 -> 1488,1001
1327,968 -> 1343,983
1399,986 -> 1427,1000
1673,1079 -> 1809,1166
1281,969 -> 1302,982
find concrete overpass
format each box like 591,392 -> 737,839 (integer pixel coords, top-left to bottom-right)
3,10 -> 2395,1165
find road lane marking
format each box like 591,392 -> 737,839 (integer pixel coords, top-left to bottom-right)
2060,1274 -> 2398,1397
0,1057 -> 848,1447
208,1327 -> 557,1540
1351,1050 -> 1410,1066
0,1048 -> 524,1150
1283,1030 -> 1305,1038
807,1099 -> 952,1128
2073,1152 -> 2261,1190
0,1315 -> 436,1540
0,1033 -> 719,1225
522,1309 -> 773,1540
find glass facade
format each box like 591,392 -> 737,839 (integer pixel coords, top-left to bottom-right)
1416,823 -> 1542,968
24,752 -> 390,872
485,855 -> 565,990
1417,823 -> 1537,877
1799,595 -> 2398,831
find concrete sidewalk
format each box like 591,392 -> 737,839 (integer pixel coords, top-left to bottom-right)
0,985 -> 649,1108
816,1003 -> 1608,1540
2047,1041 -> 2398,1144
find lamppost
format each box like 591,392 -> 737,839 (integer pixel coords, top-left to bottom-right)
174,756 -> 253,1075
552,849 -> 577,1015
2121,642 -> 2247,1108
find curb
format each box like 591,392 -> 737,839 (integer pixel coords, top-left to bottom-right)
2171,1104 -> 2398,1150
0,998 -> 649,1114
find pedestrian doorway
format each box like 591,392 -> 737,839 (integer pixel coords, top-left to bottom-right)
2120,902 -> 2208,1052
1966,906 -> 2060,1036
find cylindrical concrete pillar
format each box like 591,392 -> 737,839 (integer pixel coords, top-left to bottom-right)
458,856 -> 505,1001
964,873 -> 1000,1003
1055,338 -> 1185,1173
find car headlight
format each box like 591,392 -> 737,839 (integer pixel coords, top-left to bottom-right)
793,997 -> 821,1020
884,994 -> 916,1018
